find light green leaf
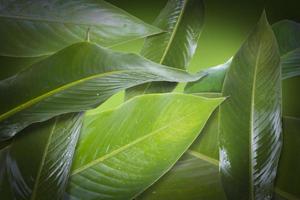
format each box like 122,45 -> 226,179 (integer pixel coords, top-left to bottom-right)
136,110 -> 226,200
273,20 -> 300,79
126,0 -> 204,98
0,0 -> 162,80
219,13 -> 282,199
66,93 -> 224,200
0,42 -> 204,140
0,113 -> 82,200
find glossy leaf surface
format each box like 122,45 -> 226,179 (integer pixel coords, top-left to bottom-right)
66,93 -> 224,200
126,0 -> 204,98
0,42 -> 204,140
136,110 -> 226,200
0,113 -> 82,200
273,20 -> 300,79
0,0 -> 162,80
0,0 -> 161,57
219,13 -> 282,200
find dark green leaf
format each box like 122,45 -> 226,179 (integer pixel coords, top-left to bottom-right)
0,42 -> 204,140
0,0 -> 162,80
219,13 -> 282,199
66,93 -> 224,200
126,0 -> 204,98
273,20 -> 300,79
0,113 -> 82,200
274,116 -> 300,200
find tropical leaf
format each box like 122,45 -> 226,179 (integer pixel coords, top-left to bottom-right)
0,0 -> 162,80
0,42 -> 204,140
273,20 -> 300,79
66,93 -> 224,200
126,0 -> 204,98
219,12 -> 282,199
0,113 -> 82,200
136,110 -> 226,200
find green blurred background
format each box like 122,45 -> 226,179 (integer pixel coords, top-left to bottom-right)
87,0 -> 300,115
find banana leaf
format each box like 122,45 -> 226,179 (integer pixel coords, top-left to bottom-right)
0,0 -> 162,80
219,13 -> 282,199
273,20 -> 300,79
126,0 -> 204,98
0,42 -> 204,140
65,93 -> 224,200
0,113 -> 83,200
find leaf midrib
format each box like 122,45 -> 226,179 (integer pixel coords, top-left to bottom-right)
30,117 -> 59,200
140,0 -> 187,93
71,109 -> 200,176
0,70 -> 131,121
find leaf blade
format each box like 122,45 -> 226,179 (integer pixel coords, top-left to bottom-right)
219,13 -> 282,200
0,42 -> 204,140
66,93 -> 224,200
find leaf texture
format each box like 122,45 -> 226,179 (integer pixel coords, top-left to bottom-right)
0,0 -> 162,80
219,13 -> 282,200
66,93 -> 224,200
0,113 -> 83,200
0,42 -> 204,140
125,0 -> 204,98
273,20 -> 300,79
136,110 -> 226,200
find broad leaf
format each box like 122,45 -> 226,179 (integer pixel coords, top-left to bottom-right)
0,0 -> 162,80
0,42 -> 204,140
126,0 -> 204,98
66,93 -> 224,200
136,110 -> 226,200
0,113 -> 82,200
219,13 -> 282,200
273,20 -> 300,79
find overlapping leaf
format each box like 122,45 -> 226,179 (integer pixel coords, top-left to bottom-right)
273,20 -> 300,79
66,93 -> 224,200
126,0 -> 204,98
0,42 -> 204,140
0,113 -> 82,200
219,13 -> 282,199
0,0 -> 162,80
136,110 -> 226,200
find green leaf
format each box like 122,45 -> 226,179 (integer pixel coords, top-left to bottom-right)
274,116 -> 300,200
273,20 -> 300,80
136,110 -> 226,200
126,0 -> 204,98
0,42 -> 204,141
219,13 -> 282,200
0,113 -> 82,200
0,0 -> 162,80
66,93 -> 224,200
184,59 -> 231,94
